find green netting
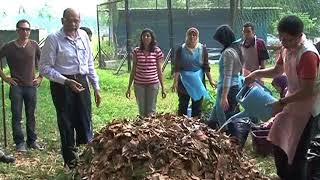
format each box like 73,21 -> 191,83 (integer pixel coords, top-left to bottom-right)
97,0 -> 320,68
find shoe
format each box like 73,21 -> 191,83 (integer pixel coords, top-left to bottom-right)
16,143 -> 27,152
64,160 -> 77,172
0,155 -> 15,163
27,142 -> 43,150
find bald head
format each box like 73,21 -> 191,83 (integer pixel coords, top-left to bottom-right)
63,8 -> 80,18
61,8 -> 81,33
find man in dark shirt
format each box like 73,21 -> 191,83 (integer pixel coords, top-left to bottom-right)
80,27 -> 92,41
0,19 -> 43,152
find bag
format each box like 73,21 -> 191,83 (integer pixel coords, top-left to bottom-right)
227,117 -> 251,149
307,137 -> 320,180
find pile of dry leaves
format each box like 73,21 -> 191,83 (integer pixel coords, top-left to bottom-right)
77,113 -> 270,180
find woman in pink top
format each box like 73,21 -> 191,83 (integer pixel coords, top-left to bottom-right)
245,16 -> 320,180
126,28 -> 166,117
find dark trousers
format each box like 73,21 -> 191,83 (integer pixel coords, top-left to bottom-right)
178,92 -> 203,117
9,86 -> 37,145
273,116 -> 315,180
50,75 -> 92,167
177,78 -> 204,117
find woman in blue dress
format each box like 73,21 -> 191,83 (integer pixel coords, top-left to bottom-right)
209,25 -> 244,129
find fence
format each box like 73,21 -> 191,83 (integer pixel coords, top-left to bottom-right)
96,0 -> 320,70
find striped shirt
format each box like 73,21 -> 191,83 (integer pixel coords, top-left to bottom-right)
133,47 -> 164,85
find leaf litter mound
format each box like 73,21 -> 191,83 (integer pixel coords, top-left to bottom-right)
77,113 -> 270,180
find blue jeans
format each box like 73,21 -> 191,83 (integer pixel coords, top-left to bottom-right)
9,86 -> 37,145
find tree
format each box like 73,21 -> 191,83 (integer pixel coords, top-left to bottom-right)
38,3 -> 53,21
271,11 -> 318,36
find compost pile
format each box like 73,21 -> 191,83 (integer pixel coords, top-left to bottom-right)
77,113 -> 270,180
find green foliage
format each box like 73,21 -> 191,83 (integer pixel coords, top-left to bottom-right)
271,11 -> 318,36
99,39 -> 116,59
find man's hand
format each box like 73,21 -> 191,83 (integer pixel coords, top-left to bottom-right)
244,72 -> 257,86
94,90 -> 101,107
64,79 -> 85,93
3,77 -> 18,86
33,76 -> 43,87
267,101 -> 284,116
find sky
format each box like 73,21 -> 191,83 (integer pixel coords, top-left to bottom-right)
0,0 -> 100,16
0,0 -> 102,31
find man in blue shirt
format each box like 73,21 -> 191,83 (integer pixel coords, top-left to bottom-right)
39,8 -> 101,170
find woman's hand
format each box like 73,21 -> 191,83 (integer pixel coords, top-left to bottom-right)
220,97 -> 229,111
209,80 -> 217,89
171,81 -> 178,92
125,88 -> 131,99
161,88 -> 166,98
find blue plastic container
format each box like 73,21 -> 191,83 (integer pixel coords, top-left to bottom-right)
233,81 -> 277,121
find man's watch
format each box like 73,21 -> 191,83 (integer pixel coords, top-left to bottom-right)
278,98 -> 287,106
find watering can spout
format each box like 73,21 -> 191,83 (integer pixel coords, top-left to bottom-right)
218,111 -> 249,132
229,111 -> 248,120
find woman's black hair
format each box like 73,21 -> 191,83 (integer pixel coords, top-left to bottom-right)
139,28 -> 157,52
213,25 -> 243,64
213,25 -> 236,50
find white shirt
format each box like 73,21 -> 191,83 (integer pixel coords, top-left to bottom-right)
39,28 -> 100,90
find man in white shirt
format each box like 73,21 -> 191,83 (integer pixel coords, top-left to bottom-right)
39,8 -> 101,169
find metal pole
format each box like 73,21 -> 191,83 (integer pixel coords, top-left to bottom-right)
96,5 -> 103,68
167,0 -> 174,75
230,0 -> 239,29
125,0 -> 131,71
0,60 -> 7,147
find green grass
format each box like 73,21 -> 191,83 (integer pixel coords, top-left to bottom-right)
0,64 -> 276,179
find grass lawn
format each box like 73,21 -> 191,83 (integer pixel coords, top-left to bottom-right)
0,64 -> 276,179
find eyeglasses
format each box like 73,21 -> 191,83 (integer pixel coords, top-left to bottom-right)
63,18 -> 80,24
279,34 -> 302,44
18,27 -> 31,32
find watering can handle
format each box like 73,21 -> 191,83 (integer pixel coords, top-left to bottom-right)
236,85 -> 249,102
254,80 -> 273,95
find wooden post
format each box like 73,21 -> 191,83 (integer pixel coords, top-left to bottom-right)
0,60 -> 7,147
125,0 -> 131,71
167,0 -> 174,75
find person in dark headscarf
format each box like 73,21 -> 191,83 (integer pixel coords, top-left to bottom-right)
208,25 -> 243,129
172,27 -> 216,118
